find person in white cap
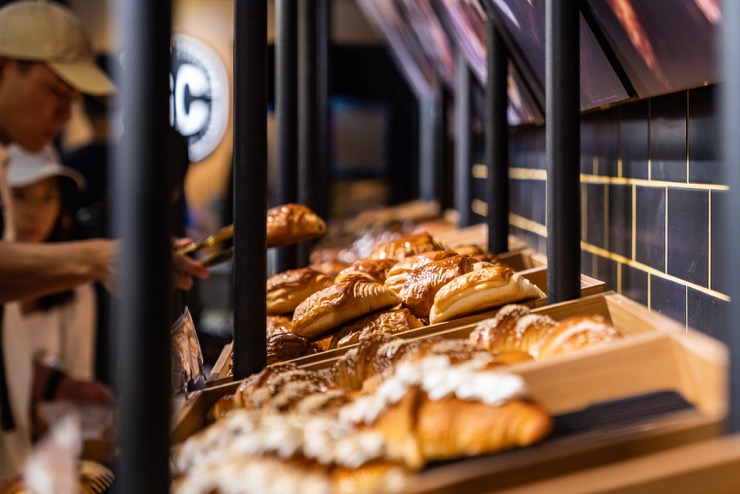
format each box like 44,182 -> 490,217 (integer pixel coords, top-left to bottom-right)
1,144 -> 111,478
0,1 -> 207,485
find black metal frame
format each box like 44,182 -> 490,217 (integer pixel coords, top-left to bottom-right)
455,48 -> 473,228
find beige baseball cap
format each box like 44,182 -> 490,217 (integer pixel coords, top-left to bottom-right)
0,0 -> 114,96
7,143 -> 86,190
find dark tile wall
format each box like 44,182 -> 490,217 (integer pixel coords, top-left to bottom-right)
497,84 -> 727,336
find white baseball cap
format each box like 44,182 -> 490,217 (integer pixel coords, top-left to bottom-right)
7,144 -> 86,190
0,0 -> 114,96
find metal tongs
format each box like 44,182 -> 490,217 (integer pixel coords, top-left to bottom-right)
178,224 -> 234,268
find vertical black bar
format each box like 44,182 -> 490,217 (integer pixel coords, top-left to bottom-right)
435,85 -> 448,210
545,0 -> 580,303
233,1 -> 267,379
298,0 -> 317,267
486,18 -> 510,255
315,0 -> 331,221
721,0 -> 740,433
112,1 -> 171,491
276,0 -> 299,272
455,49 -> 472,228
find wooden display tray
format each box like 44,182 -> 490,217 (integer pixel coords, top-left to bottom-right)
174,293 -> 728,490
205,263 -> 601,385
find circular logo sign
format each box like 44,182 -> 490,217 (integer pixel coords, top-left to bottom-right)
171,34 -> 229,162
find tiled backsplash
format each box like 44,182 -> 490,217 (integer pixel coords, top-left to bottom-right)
480,84 -> 728,339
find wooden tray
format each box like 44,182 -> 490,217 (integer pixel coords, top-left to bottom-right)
172,292 -> 727,492
205,265 -> 603,385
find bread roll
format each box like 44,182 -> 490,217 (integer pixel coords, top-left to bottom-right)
267,203 -> 326,248
429,266 -> 545,324
384,250 -> 459,294
399,254 -> 478,318
266,268 -> 334,315
334,258 -> 398,285
369,233 -> 445,261
329,308 -> 425,349
309,259 -> 352,278
265,315 -> 294,338
266,332 -> 321,365
292,276 -> 402,340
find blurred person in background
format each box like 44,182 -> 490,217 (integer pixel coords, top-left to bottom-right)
0,0 -> 208,485
0,143 -> 109,478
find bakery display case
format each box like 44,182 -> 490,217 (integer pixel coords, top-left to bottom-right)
91,0 -> 739,491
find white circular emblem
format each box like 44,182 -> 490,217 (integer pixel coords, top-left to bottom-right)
171,34 -> 230,162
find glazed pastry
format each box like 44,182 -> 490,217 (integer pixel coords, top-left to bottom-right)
369,233 -> 446,262
266,332 -> 321,365
267,203 -> 326,248
265,315 -> 294,338
429,265 -> 545,324
383,250 -> 459,294
338,354 -> 552,469
469,304 -> 622,358
292,276 -> 402,340
329,308 -> 425,349
266,268 -> 334,315
399,254 -> 479,318
334,258 -> 398,285
309,259 -> 353,278
452,244 -> 499,263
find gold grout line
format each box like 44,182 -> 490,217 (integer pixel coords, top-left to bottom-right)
472,164 -> 487,179
582,183 -> 588,243
684,286 -> 689,332
708,190 -> 712,290
604,184 -> 609,250
471,199 -> 488,216
509,168 -> 547,180
504,213 -> 730,301
632,184 -> 637,261
617,108 -> 623,178
686,90 -> 690,184
617,261 -> 622,294
648,273 -> 651,310
664,186 -> 668,274
578,173 -> 729,190
593,155 -> 598,176
581,241 -> 730,301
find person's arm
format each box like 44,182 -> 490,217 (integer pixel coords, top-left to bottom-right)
0,239 -> 115,303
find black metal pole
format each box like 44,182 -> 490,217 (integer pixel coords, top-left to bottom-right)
298,0 -> 317,267
276,0 -> 299,272
315,0 -> 331,221
112,1 -> 171,491
486,17 -> 510,255
545,0 -> 580,303
233,1 -> 267,379
455,49 -> 473,228
720,0 -> 740,433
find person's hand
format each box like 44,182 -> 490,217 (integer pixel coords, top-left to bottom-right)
86,238 -> 118,294
172,237 -> 210,291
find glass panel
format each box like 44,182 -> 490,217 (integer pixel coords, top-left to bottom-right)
585,0 -> 720,97
482,0 -> 630,110
355,0 -> 438,99
397,0 -> 457,89
435,0 -> 488,83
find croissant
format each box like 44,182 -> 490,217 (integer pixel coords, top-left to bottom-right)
309,259 -> 353,278
451,244 -> 499,263
292,276 -> 402,340
384,250 -> 459,294
334,258 -> 398,285
266,268 -> 334,315
429,265 -> 545,324
369,233 -> 446,262
469,304 -> 622,358
267,203 -> 326,248
265,315 -> 294,338
266,331 -> 321,365
329,308 -> 425,349
399,254 -> 479,318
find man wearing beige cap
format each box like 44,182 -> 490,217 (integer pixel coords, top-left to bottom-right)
0,1 -> 208,483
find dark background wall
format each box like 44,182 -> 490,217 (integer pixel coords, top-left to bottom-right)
474,84 -> 728,340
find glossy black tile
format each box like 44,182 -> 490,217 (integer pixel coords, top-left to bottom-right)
581,250 -> 594,279
509,179 -> 528,219
580,113 -> 596,175
688,85 -> 720,185
531,180 -> 547,226
608,184 -> 632,259
621,265 -> 648,307
635,186 -> 666,271
650,92 -> 687,183
584,183 -> 606,249
595,256 -> 618,291
650,275 -> 686,326
619,99 -> 649,180
710,190 -> 728,295
594,107 -> 619,177
667,188 -> 708,287
687,288 -> 729,342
